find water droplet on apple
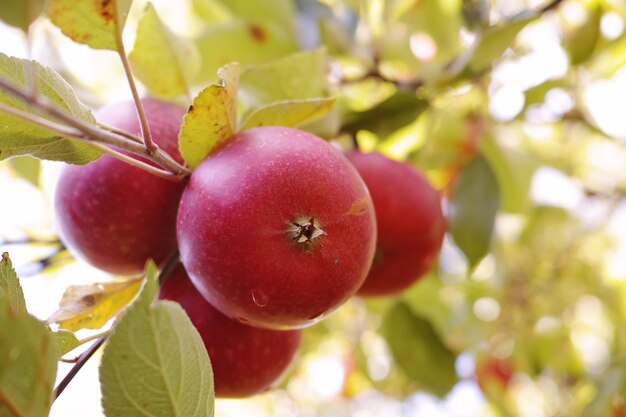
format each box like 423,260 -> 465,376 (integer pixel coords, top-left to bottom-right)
251,288 -> 269,307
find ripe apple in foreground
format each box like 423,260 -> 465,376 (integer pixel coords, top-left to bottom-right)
55,99 -> 186,275
177,126 -> 377,329
346,151 -> 445,297
159,265 -> 302,398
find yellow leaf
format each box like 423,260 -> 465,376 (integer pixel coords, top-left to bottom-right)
240,97 -> 336,131
48,278 -> 143,331
179,62 -> 239,169
0,0 -> 45,31
129,3 -> 200,99
47,0 -> 133,50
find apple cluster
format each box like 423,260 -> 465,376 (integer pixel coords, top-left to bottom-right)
54,99 -> 445,398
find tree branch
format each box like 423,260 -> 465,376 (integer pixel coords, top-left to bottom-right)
58,330 -> 112,365
114,22 -> 156,152
0,102 -> 181,181
540,0 -> 565,13
90,143 -> 183,181
158,250 -> 180,286
0,75 -> 190,177
53,255 -> 182,400
337,67 -> 423,92
54,336 -> 106,400
0,236 -> 59,246
0,102 -> 82,138
96,121 -> 143,143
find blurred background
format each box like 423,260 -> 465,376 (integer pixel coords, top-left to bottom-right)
2,0 -> 626,415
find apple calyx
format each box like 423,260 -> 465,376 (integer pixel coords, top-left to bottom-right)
289,216 -> 326,246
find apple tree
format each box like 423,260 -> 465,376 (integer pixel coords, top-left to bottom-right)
1,0 -> 626,416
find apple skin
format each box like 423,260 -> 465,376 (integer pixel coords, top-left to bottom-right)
159,265 -> 302,398
55,99 -> 186,275
177,126 -> 377,329
475,357 -> 514,393
346,151 -> 445,297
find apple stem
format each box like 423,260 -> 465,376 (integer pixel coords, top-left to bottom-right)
97,121 -> 144,143
0,76 -> 191,178
114,28 -> 157,153
54,334 -> 107,400
158,250 -> 181,286
91,143 -> 182,181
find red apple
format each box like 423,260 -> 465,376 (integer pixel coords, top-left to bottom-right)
177,126 -> 377,329
55,99 -> 186,275
159,265 -> 302,398
346,151 -> 445,297
475,357 -> 514,393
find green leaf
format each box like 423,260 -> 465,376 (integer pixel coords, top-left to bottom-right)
100,263 -> 214,417
239,49 -> 329,109
341,91 -> 428,137
47,0 -> 133,50
179,63 -> 239,169
0,289 -> 58,417
8,156 -> 40,187
528,324 -> 584,378
52,329 -> 80,359
401,272 -> 450,332
129,3 -> 200,99
520,206 -> 572,248
193,0 -> 296,34
195,20 -> 298,84
480,137 -> 537,214
565,1 -> 602,66
590,32 -> 626,77
449,155 -> 500,268
48,278 -> 143,331
0,0 -> 44,31
0,253 -> 26,316
469,15 -> 537,72
0,53 -> 101,164
241,97 -> 336,131
524,79 -> 570,107
385,0 -> 464,78
384,0 -> 420,22
191,0 -> 231,22
380,302 -> 458,397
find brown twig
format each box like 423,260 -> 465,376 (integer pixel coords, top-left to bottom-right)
52,256 -> 181,400
54,336 -> 106,399
0,101 -> 180,181
96,121 -> 143,143
114,17 -> 156,152
0,76 -> 190,177
540,0 -> 565,13
0,237 -> 59,246
337,67 -> 423,92
158,250 -> 180,286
